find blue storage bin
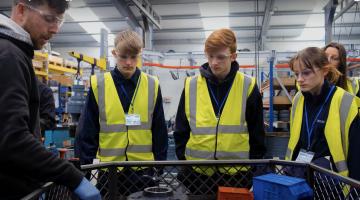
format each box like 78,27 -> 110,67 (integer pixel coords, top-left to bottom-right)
253,173 -> 313,200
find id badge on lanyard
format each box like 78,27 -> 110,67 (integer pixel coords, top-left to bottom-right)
125,114 -> 141,126
296,149 -> 315,163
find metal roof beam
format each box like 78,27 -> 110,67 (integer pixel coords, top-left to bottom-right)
51,34 -> 360,48
55,22 -> 360,37
130,0 -> 161,29
153,37 -> 257,45
269,34 -> 360,41
324,0 -> 338,44
154,26 -> 261,33
154,25 -> 308,33
259,0 -> 275,49
63,17 -> 127,24
112,0 -> 142,30
334,0 -> 357,21
149,0 -> 264,5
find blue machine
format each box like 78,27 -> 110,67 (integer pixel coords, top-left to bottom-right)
55,85 -> 69,123
44,128 -> 71,148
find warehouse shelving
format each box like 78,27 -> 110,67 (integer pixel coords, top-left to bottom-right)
33,51 -> 49,80
261,51 -> 296,132
32,51 -> 83,87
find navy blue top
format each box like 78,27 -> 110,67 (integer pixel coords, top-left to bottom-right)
75,67 -> 168,164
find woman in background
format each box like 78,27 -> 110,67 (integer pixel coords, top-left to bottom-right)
324,42 -> 360,98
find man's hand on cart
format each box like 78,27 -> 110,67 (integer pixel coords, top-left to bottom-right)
74,177 -> 101,200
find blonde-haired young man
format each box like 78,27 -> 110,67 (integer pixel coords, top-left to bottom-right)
174,28 -> 266,194
76,30 -> 168,196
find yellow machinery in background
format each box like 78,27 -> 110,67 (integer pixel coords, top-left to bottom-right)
33,51 -> 82,86
69,51 -> 143,73
68,51 -> 107,75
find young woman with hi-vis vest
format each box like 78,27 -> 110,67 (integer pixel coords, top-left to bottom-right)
296,43 -> 360,108
286,47 -> 360,181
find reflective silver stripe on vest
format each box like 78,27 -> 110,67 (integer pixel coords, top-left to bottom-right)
127,145 -> 152,153
240,75 -> 252,129
339,92 -> 354,156
98,74 -> 107,124
128,75 -> 156,130
286,148 -> 292,159
291,92 -> 301,124
186,148 -> 249,159
216,151 -> 249,159
335,160 -> 348,173
351,79 -> 357,93
189,74 -> 249,135
218,125 -> 248,133
99,148 -> 125,157
185,148 -> 214,159
97,74 -> 121,133
97,73 -> 155,133
189,76 -> 198,133
99,122 -> 127,132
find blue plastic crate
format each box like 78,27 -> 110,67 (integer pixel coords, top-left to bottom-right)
253,173 -> 313,200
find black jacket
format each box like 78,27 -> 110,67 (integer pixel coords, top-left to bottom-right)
292,80 -> 360,181
37,79 -> 56,136
0,15 -> 83,199
174,61 -> 266,160
75,67 -> 168,165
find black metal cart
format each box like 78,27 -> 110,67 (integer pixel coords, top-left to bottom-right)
21,159 -> 360,200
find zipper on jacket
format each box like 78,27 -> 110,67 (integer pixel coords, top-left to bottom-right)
214,116 -> 221,160
125,126 -> 129,161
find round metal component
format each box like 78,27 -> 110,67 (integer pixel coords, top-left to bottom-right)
143,186 -> 173,197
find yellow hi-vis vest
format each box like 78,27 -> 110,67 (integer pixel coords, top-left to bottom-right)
90,71 -> 159,163
347,78 -> 360,109
286,87 -> 358,177
184,72 -> 256,175
347,78 -> 359,96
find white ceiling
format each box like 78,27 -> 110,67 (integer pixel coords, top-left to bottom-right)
0,0 -> 359,51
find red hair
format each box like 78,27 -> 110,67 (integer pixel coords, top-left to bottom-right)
205,28 -> 237,54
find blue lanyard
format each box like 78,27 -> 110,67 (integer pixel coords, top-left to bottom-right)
119,75 -> 141,113
304,85 -> 335,150
208,84 -> 232,118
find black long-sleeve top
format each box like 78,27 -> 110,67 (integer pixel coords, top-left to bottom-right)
173,61 -> 266,160
0,30 -> 83,198
75,67 -> 168,165
292,80 -> 360,181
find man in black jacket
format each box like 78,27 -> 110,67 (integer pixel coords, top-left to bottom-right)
174,29 -> 266,193
0,1 -> 100,199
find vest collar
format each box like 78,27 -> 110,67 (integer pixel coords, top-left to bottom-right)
200,61 -> 239,85
113,67 -> 140,86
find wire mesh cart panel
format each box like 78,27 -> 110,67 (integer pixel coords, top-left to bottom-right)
22,160 -> 360,200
